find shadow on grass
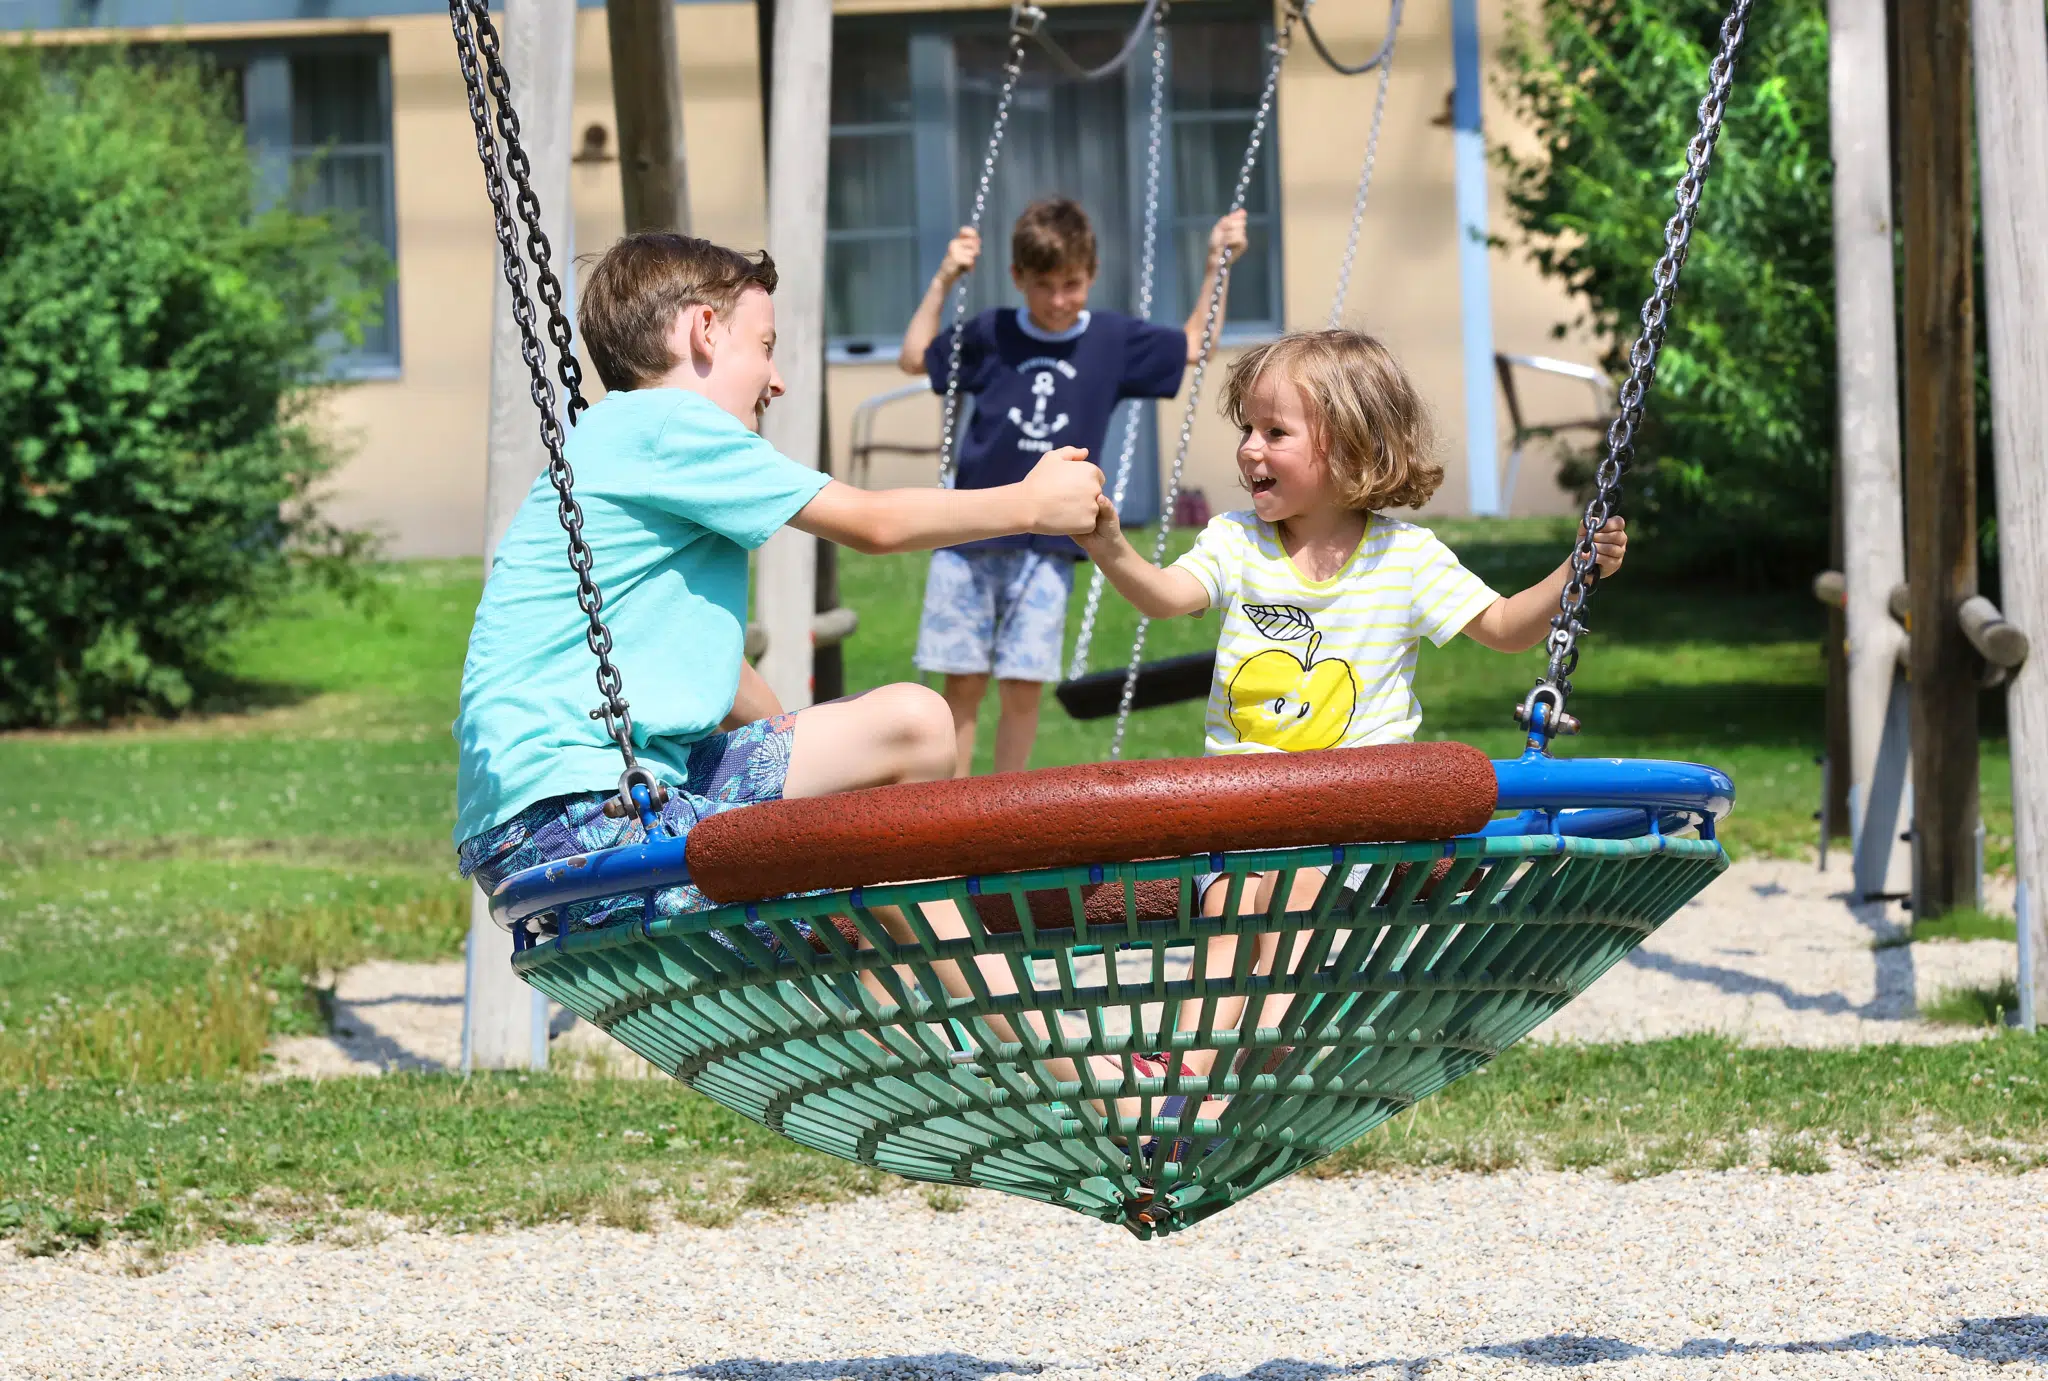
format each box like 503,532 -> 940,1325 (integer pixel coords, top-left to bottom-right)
1428,680 -> 1825,746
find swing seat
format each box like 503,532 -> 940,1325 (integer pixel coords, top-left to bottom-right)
1054,650 -> 1218,720
495,744 -> 1732,1238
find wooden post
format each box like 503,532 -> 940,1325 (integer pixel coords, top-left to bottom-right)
754,0 -> 832,709
1971,0 -> 2048,1027
1830,0 -> 1911,899
1822,493 -> 1852,851
755,0 -> 845,703
1896,0 -> 1979,922
606,0 -> 690,234
463,0 -> 577,1073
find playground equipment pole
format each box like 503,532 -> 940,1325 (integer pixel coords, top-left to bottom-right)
1896,0 -> 1980,922
606,0 -> 691,234
754,0 -> 833,710
1450,0 -> 1501,516
1971,0 -> 2048,1028
1827,0 -> 1910,901
755,0 -> 846,704
465,0 -> 578,1072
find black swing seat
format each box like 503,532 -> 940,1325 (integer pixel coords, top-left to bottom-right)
1055,650 -> 1218,719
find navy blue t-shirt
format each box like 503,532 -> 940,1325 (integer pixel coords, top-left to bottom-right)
925,308 -> 1187,557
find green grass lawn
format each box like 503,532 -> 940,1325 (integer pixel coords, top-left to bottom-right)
2,1034 -> 2041,1258
0,518 -> 2034,1252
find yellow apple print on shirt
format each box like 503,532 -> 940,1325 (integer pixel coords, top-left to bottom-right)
1226,604 -> 1359,750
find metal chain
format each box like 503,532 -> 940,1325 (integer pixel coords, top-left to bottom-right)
449,0 -> 652,806
1516,0 -> 1754,745
1327,22 -> 1398,327
469,1 -> 588,423
938,6 -> 1040,487
1108,0 -> 1305,758
1068,13 -> 1170,680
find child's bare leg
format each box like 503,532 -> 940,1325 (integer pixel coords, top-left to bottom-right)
784,683 -> 956,797
992,679 -> 1044,774
1178,868 -> 1324,1081
860,898 -> 1080,1088
937,674 -> 989,778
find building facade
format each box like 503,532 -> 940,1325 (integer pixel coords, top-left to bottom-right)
16,0 -> 1603,557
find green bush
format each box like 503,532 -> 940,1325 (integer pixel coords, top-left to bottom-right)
1496,0 -> 1835,584
0,47 -> 382,727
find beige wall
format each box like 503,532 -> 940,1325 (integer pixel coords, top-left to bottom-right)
40,1 -> 1608,556
313,6 -> 769,558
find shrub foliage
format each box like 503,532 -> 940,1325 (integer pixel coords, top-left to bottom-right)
1496,0 -> 1834,583
0,48 -> 381,726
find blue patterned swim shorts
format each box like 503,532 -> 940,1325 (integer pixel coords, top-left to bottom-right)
915,547 -> 1076,683
457,712 -> 803,942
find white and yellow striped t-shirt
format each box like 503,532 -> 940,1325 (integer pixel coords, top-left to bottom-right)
1172,511 -> 1500,756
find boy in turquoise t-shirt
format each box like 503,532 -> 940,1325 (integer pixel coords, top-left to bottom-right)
453,233 -> 1103,937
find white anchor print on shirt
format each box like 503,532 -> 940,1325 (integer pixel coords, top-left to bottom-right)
1007,357 -> 1078,454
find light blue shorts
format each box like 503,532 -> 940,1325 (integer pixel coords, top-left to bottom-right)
915,547 -> 1077,684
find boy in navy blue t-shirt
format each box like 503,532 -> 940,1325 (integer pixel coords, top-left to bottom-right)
897,197 -> 1249,775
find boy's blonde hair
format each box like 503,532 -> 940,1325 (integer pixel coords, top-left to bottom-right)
1221,330 -> 1442,511
580,233 -> 778,392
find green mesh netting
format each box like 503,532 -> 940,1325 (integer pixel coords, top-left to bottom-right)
512,832 -> 1725,1237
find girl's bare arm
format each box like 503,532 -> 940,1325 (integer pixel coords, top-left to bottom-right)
1463,517 -> 1628,653
1074,496 -> 1211,619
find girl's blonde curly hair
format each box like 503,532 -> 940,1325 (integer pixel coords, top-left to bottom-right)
1220,329 -> 1443,512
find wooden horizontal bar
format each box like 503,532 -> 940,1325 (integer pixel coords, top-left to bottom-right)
744,608 -> 860,660
1879,582 -> 2028,669
1960,594 -> 2030,668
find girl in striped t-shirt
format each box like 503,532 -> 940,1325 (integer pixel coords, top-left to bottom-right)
1077,329 -> 1626,1105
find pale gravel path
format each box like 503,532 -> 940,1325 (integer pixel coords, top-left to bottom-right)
5,1166 -> 2045,1379
269,858 -> 2020,1078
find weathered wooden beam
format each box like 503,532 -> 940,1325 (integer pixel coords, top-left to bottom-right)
1972,0 -> 2048,1027
754,0 -> 832,710
468,0 -> 577,1073
1827,0 -> 1910,901
606,0 -> 690,233
1879,581 -> 2029,668
743,607 -> 861,661
1897,0 -> 1980,920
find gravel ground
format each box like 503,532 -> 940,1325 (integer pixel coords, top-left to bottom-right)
270,857 -> 2019,1078
5,1165 -> 2044,1379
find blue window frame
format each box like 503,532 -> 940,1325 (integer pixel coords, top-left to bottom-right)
202,37 -> 402,377
825,1 -> 1283,361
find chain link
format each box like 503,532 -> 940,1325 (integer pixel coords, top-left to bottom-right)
1327,19 -> 1398,327
1108,0 -> 1305,758
1068,13 -> 1170,680
937,7 -> 1039,487
450,0 -> 643,793
1517,0 -> 1753,743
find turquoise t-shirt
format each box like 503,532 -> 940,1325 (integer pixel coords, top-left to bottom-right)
452,388 -> 829,844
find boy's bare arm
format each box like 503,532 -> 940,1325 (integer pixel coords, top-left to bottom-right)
1463,518 -> 1628,653
898,228 -> 981,374
720,659 -> 784,731
790,448 -> 1104,555
1074,497 -> 1210,619
1182,211 -> 1249,363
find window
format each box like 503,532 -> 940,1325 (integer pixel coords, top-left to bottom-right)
825,30 -> 919,344
199,38 -> 400,376
824,3 -> 1282,356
